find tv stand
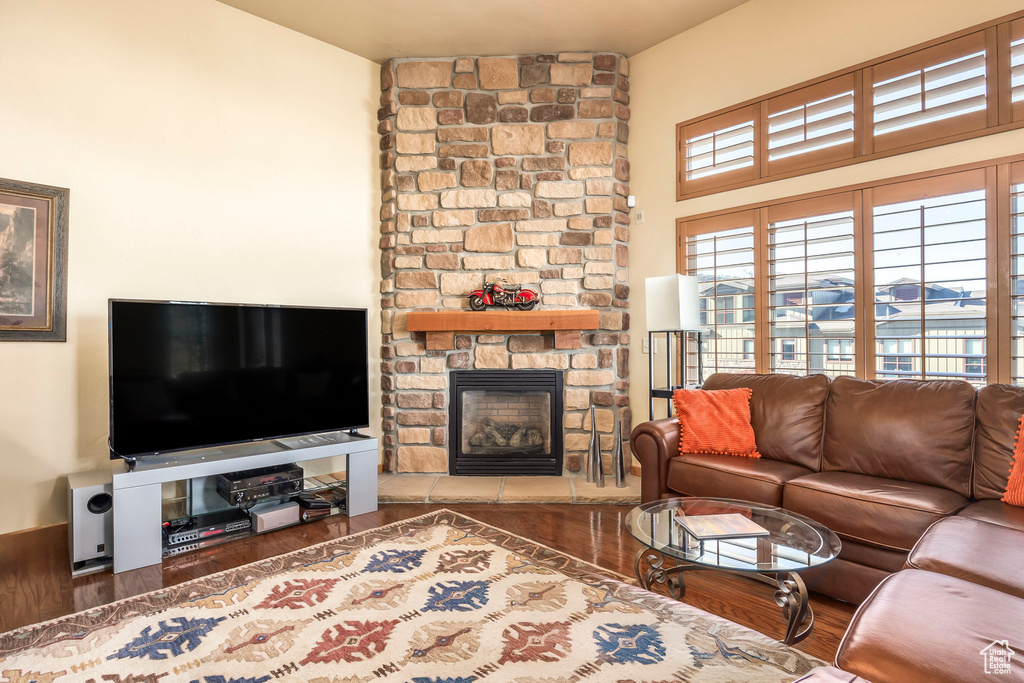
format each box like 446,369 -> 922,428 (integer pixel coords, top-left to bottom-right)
110,432 -> 378,573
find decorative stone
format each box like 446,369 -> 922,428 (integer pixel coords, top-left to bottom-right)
578,100 -> 614,118
475,345 -> 509,369
565,388 -> 590,410
491,125 -> 544,155
478,57 -> 519,89
381,60 -> 395,90
395,342 -> 426,356
553,202 -> 582,217
516,218 -> 567,232
566,370 -> 614,386
558,88 -> 577,104
517,233 -> 559,246
448,352 -> 471,368
396,133 -> 435,155
522,157 -> 565,171
396,61 -> 452,88
511,353 -> 570,369
557,52 -> 593,63
396,156 -> 437,172
453,74 -> 478,89
568,167 -> 612,180
498,91 -> 528,104
535,181 -> 583,198
412,228 -> 462,243
496,170 -> 519,190
586,179 -> 613,195
599,348 -> 613,367
509,335 -> 553,352
585,261 -> 614,274
438,127 -> 489,142
531,88 -> 556,103
398,426 -> 431,441
593,72 -> 617,85
460,160 -> 494,187
586,197 -> 614,213
550,63 -> 593,86
560,232 -> 592,246
499,107 -> 529,122
616,243 -> 628,266
455,57 -> 475,73
418,172 -> 457,192
421,357 -> 445,373
537,172 -> 564,181
584,276 -> 614,290
569,141 -> 613,166
397,91 -> 427,106
581,87 -> 613,99
396,446 -> 447,473
440,189 -> 497,208
439,144 -> 490,158
498,192 -> 531,208
518,249 -> 546,268
440,272 -> 484,295
548,248 -> 582,264
393,255 -> 422,269
397,194 -> 439,211
466,93 -> 498,124
520,64 -> 550,87
572,353 -> 598,369
465,223 -> 514,252
432,210 -> 475,227
600,311 -> 624,330
397,107 -> 437,131
530,104 -> 575,122
395,291 -> 440,308
490,272 -> 539,285
426,253 -> 460,270
462,255 -> 515,270
541,280 -> 578,294
479,209 -> 530,221
618,347 -> 630,378
615,158 -> 630,181
438,110 -> 464,125
396,271 -> 438,289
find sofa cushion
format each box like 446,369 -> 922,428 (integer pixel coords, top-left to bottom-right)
836,570 -> 1024,683
672,387 -> 760,457
666,453 -> 812,507
975,383 -> 1024,500
794,666 -> 873,683
701,372 -> 829,470
784,472 -> 968,552
907,516 -> 1024,599
958,499 -> 1024,531
822,376 -> 975,497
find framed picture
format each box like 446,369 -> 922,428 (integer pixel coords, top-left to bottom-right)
0,177 -> 69,341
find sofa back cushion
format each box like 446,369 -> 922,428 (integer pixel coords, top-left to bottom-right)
974,383 -> 1024,500
822,376 -> 975,496
701,373 -> 829,469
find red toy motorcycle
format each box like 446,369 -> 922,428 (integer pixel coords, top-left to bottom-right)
469,278 -> 539,311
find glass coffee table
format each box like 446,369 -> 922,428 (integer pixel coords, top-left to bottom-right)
625,497 -> 841,645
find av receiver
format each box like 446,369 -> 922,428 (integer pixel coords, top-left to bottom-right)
216,463 -> 303,505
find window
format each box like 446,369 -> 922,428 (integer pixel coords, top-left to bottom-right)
676,159 -> 1019,384
676,11 -> 1024,200
682,212 -> 757,377
827,339 -> 854,361
872,170 -> 987,383
767,196 -> 856,377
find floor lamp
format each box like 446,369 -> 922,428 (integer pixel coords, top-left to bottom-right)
645,274 -> 702,420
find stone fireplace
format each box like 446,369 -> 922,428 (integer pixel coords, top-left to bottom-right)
377,52 -> 631,477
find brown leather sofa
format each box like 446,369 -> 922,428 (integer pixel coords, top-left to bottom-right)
631,372 -> 1024,605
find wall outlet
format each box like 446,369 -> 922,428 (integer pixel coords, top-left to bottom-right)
635,208 -> 645,224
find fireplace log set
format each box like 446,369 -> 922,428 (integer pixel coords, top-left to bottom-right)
467,417 -> 544,454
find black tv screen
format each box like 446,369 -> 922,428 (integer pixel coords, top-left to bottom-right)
108,299 -> 369,459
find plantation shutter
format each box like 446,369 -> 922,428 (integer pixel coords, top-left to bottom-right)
868,31 -> 993,153
1009,18 -> 1024,121
766,75 -> 857,177
766,194 -> 857,377
679,106 -> 758,195
680,211 -> 758,377
870,170 -> 989,384
1010,162 -> 1024,384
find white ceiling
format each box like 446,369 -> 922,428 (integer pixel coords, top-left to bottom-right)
216,0 -> 750,63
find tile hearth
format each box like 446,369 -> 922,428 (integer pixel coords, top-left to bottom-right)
378,473 -> 640,504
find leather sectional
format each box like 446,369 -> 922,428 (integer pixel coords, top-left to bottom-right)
631,373 -> 1024,681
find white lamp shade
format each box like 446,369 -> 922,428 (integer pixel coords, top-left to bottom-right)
645,274 -> 700,331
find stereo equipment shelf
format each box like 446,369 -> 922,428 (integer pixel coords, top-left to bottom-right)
406,310 -> 600,350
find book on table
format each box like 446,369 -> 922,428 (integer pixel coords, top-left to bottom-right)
673,513 -> 769,541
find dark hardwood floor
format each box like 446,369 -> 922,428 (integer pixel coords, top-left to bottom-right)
0,503 -> 855,662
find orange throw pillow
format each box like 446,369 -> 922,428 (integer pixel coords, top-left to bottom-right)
672,387 -> 761,458
1002,414 -> 1024,506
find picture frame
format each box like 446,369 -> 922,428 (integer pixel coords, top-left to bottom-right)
0,177 -> 69,341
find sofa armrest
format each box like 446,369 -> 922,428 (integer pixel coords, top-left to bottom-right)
630,418 -> 679,503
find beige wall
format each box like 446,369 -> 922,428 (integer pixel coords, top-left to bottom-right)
0,0 -> 380,534
628,0 -> 1024,421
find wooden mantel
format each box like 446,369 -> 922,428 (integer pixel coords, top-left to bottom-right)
406,310 -> 601,350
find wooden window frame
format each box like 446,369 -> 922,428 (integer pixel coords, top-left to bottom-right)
676,9 -> 1024,201
676,151 -> 1024,385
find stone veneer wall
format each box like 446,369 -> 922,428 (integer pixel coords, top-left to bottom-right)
377,52 -> 631,476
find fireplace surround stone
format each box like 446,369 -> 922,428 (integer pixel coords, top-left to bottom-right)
378,52 -> 631,477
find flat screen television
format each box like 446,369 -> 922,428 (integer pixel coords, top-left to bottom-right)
108,299 -> 369,460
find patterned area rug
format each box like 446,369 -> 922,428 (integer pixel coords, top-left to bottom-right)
0,510 -> 823,682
